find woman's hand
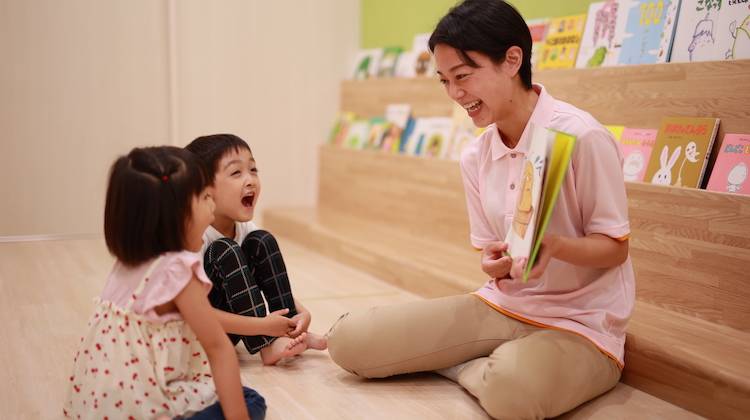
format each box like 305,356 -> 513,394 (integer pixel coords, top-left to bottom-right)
263,308 -> 297,337
510,234 -> 560,280
481,242 -> 512,279
288,310 -> 311,338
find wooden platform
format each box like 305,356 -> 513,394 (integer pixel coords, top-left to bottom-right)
264,146 -> 750,419
0,238 -> 702,419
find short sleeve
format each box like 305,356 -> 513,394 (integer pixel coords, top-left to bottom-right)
139,252 -> 213,315
572,128 -> 630,239
460,140 -> 499,249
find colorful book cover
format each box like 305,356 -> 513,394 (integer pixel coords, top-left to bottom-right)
448,102 -> 482,161
412,33 -> 436,77
606,124 -> 626,141
576,1 -> 629,68
706,133 -> 750,195
527,18 -> 550,70
617,0 -> 682,65
394,51 -> 416,78
328,112 -> 356,147
419,117 -> 454,159
381,104 -> 412,153
351,49 -> 383,80
620,128 -> 657,182
343,120 -> 371,150
364,117 -> 389,150
644,116 -> 720,188
376,47 -> 403,77
504,124 -> 577,282
538,14 -> 588,70
671,0 -> 750,62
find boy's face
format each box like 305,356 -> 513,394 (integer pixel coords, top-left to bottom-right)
212,147 -> 261,226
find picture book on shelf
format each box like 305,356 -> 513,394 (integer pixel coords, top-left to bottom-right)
670,0 -> 750,62
412,33 -> 436,77
448,102 -> 481,161
328,112 -> 356,147
619,127 -> 657,182
364,117 -> 389,150
381,104 -> 412,154
504,124 -> 577,283
643,116 -> 720,188
576,0 -> 629,68
344,120 -> 371,150
527,18 -> 550,70
617,0 -> 682,65
706,133 -> 750,195
376,47 -> 403,77
538,14 -> 588,70
351,49 -> 383,80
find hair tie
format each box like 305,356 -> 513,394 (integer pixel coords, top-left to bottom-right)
161,175 -> 169,182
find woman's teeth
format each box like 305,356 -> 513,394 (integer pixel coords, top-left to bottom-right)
464,100 -> 482,112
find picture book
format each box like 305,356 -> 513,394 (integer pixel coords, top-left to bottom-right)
670,0 -> 750,62
328,112 -> 356,147
419,117 -> 454,159
394,51 -> 417,78
706,133 -> 750,195
448,102 -> 481,161
412,33 -> 436,77
504,124 -> 577,283
643,116 -> 720,188
538,14 -> 588,70
364,117 -> 390,150
620,127 -> 658,182
351,49 -> 383,80
527,18 -> 550,70
376,47 -> 403,77
576,1 -> 629,68
381,104 -> 412,153
343,120 -> 371,150
617,0 -> 682,65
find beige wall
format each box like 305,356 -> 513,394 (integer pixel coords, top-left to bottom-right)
0,0 -> 359,237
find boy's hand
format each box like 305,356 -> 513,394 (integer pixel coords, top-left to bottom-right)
264,308 -> 297,337
289,310 -> 311,338
481,242 -> 512,280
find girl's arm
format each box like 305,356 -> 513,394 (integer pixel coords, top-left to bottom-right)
522,233 -> 629,280
213,307 -> 296,337
175,277 -> 249,420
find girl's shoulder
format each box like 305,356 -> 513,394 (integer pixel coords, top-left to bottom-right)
148,250 -> 212,296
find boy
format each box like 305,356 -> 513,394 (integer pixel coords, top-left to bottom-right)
186,134 -> 327,365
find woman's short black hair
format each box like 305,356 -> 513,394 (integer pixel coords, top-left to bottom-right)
104,146 -> 209,267
185,134 -> 252,183
428,0 -> 533,89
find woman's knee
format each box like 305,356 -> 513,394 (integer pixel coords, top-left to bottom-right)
326,312 -> 366,375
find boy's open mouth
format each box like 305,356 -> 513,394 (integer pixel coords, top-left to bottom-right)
241,193 -> 255,208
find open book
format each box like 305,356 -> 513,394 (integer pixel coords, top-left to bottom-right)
504,123 -> 577,282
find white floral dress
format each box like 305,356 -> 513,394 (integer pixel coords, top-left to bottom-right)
64,256 -> 218,419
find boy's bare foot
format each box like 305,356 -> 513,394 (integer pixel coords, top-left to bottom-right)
260,333 -> 308,365
304,332 -> 328,350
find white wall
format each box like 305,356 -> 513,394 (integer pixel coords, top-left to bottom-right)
0,0 -> 359,237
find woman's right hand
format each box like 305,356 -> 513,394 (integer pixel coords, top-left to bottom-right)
481,242 -> 512,280
264,308 -> 297,337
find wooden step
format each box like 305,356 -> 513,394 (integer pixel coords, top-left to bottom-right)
265,206 -> 750,419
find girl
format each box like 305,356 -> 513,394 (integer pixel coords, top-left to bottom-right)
64,146 -> 272,419
327,1 -> 634,419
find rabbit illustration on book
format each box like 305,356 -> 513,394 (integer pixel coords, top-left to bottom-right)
651,145 -> 681,185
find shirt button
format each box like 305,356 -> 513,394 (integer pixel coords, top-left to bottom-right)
510,183 -> 516,190
510,153 -> 517,158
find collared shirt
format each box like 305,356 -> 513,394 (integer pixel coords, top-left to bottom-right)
461,84 -> 635,367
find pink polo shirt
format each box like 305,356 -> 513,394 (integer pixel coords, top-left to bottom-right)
460,84 -> 635,367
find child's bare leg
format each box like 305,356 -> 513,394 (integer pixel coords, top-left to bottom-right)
303,332 -> 328,350
260,333 -> 308,365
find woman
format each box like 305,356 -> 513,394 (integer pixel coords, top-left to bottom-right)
327,1 -> 634,418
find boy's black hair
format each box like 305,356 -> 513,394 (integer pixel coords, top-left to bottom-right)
428,0 -> 533,89
185,134 -> 252,182
104,146 -> 209,267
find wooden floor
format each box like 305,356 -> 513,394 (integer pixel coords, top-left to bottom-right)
0,237 -> 703,419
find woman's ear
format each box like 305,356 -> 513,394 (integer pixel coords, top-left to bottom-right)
501,46 -> 523,76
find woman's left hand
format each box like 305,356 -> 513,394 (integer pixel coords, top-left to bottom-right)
510,234 -> 560,280
288,310 -> 311,338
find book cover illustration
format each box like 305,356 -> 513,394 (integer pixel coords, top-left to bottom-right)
620,128 -> 657,182
351,49 -> 383,80
618,0 -> 682,65
671,0 -> 750,62
606,124 -> 626,141
420,117 -> 454,159
412,33 -> 436,77
376,47 -> 403,78
527,18 -> 550,70
364,117 -> 389,150
504,124 -> 577,282
706,133 -> 750,195
576,0 -> 628,68
644,116 -> 720,188
344,120 -> 371,150
381,104 -> 412,154
538,14 -> 588,70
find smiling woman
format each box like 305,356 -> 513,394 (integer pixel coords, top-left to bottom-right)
327,1 -> 635,419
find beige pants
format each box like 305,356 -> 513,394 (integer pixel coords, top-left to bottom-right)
327,294 -> 620,420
